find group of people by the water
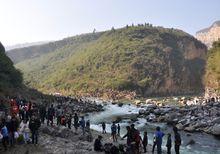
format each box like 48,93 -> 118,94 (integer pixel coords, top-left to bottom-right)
0,96 -> 183,154
0,98 -> 42,151
95,122 -> 181,154
0,97 -> 91,151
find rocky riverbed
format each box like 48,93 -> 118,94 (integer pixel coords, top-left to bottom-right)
44,96 -> 104,114
137,99 -> 220,137
87,102 -> 220,154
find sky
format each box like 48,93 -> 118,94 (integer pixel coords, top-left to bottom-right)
0,0 -> 220,46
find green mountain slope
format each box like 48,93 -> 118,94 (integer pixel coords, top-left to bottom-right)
0,42 -> 23,94
13,25 -> 207,97
7,33 -> 103,64
205,40 -> 220,93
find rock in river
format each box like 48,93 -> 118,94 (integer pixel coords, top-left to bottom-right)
211,124 -> 220,136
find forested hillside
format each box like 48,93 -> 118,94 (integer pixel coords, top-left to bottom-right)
10,25 -> 207,97
0,42 -> 23,95
205,40 -> 220,93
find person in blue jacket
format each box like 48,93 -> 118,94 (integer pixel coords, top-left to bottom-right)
1,119 -> 9,151
155,126 -> 164,154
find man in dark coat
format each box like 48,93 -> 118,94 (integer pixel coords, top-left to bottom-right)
39,104 -> 46,124
47,104 -> 55,126
173,126 -> 181,154
94,135 -> 103,152
7,116 -> 19,146
29,115 -> 41,144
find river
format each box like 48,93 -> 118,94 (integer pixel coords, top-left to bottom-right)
85,102 -> 220,154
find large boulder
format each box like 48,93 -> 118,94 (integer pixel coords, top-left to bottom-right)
184,125 -> 196,132
211,124 -> 220,136
176,123 -> 184,130
41,125 -> 54,136
139,109 -> 146,115
186,139 -> 196,146
146,104 -> 157,109
153,109 -> 161,115
212,117 -> 220,124
165,112 -> 178,125
145,99 -> 152,104
118,103 -> 124,107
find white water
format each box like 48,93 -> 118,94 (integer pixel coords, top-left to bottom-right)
85,103 -> 220,154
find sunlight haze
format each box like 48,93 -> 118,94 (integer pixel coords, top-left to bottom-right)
0,0 -> 220,46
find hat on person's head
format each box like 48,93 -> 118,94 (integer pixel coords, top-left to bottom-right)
156,126 -> 160,131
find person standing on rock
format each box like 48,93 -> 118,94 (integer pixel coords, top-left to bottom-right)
102,122 -> 106,134
47,104 -> 55,126
122,126 -> 132,149
29,115 -> 41,144
117,123 -> 121,136
8,115 -> 19,147
86,120 -> 90,132
166,133 -> 172,154
56,106 -> 62,126
1,119 -> 9,151
142,131 -> 148,153
152,134 -> 157,153
67,114 -> 72,129
39,104 -> 46,124
155,126 -> 164,154
74,113 -> 79,133
79,116 -> 86,135
173,126 -> 181,154
111,122 -> 117,142
130,124 -> 141,154
19,119 -> 30,144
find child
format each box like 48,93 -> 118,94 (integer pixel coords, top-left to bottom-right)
142,131 -> 148,153
166,133 -> 172,154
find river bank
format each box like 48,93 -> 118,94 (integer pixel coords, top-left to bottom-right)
86,102 -> 220,154
2,124 -> 156,154
1,95 -> 220,154
50,95 -> 220,137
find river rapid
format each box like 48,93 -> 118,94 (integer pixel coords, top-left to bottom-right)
85,101 -> 220,154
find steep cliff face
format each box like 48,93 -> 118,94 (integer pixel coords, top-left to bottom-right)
196,21 -> 220,48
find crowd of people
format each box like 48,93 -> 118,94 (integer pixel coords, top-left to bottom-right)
0,99 -> 42,151
0,97 -> 182,154
94,123 -> 181,154
0,97 -> 90,151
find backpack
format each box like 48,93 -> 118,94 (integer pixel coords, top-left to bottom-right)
1,126 -> 8,137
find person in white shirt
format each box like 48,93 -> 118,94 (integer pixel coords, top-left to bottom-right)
19,119 -> 30,143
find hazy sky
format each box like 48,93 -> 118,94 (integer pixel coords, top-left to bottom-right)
0,0 -> 220,46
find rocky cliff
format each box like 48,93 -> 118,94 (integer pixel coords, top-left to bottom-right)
196,21 -> 220,48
